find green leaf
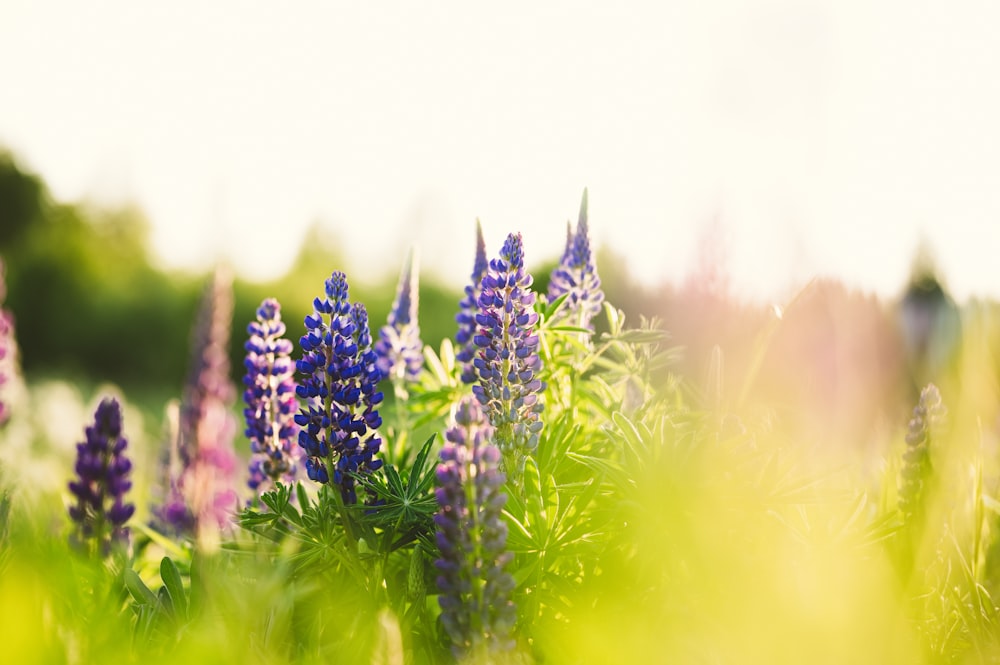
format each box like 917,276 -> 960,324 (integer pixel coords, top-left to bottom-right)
157,586 -> 174,618
408,435 -> 437,496
160,556 -> 187,621
549,325 -> 594,335
611,411 -> 645,464
384,464 -> 405,496
124,568 -> 158,608
541,292 -> 570,321
297,481 -> 312,512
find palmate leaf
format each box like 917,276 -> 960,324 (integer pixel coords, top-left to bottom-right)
357,434 -> 439,552
504,452 -> 612,625
238,482 -> 302,541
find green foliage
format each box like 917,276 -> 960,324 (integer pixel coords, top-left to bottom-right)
8,149 -> 1000,663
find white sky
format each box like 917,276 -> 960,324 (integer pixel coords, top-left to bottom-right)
2,1 -> 999,304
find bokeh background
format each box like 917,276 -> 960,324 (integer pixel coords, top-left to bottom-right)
1,0 -> 997,456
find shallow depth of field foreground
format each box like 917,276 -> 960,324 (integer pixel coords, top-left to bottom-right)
3,187 -> 1000,665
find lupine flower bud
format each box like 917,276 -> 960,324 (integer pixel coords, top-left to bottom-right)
455,220 -> 490,384
472,232 -> 545,484
244,298 -> 300,496
153,267 -> 238,545
899,383 -> 945,522
375,249 -> 423,385
68,397 -> 134,557
294,271 -> 384,504
434,395 -> 515,659
547,189 -> 604,330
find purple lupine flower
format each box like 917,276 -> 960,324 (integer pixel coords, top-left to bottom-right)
0,309 -> 14,426
472,232 -> 545,484
899,383 -> 945,522
0,256 -> 15,425
374,249 -> 423,385
243,298 -> 300,496
455,220 -> 490,384
153,267 -> 238,543
68,397 -> 135,556
294,271 -> 384,504
547,189 -> 604,330
435,395 -> 515,659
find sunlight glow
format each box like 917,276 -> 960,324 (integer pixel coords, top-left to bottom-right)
2,0 -> 999,303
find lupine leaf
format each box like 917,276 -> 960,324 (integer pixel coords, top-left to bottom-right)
160,556 -> 187,621
124,568 -> 158,608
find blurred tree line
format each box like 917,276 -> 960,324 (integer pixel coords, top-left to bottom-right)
0,150 -> 662,404
0,147 -> 982,461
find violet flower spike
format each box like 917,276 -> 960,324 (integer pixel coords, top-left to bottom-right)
244,297 -> 300,496
472,232 -> 546,485
434,395 -> 515,660
152,267 -> 239,545
899,383 -> 945,523
294,271 -> 384,504
0,256 -> 16,426
68,397 -> 135,557
547,189 -> 605,330
0,309 -> 13,425
455,220 -> 490,384
375,248 -> 423,387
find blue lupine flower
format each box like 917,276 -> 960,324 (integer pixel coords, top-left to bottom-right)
899,383 -> 945,522
68,397 -> 135,556
547,189 -> 604,330
455,220 -> 490,384
295,271 -> 384,504
243,297 -> 300,495
472,232 -> 545,483
375,249 -> 423,385
434,395 -> 515,659
153,267 -> 238,543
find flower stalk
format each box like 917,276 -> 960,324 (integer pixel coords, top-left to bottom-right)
243,297 -> 300,497
472,232 -> 545,487
68,397 -> 134,558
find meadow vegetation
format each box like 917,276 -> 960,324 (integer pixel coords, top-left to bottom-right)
2,151 -> 1000,664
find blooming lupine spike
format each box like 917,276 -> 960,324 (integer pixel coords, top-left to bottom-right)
68,397 -> 135,557
243,297 -> 300,496
547,188 -> 605,330
455,220 -> 490,384
375,248 -> 423,386
899,383 -> 946,523
294,271 -> 384,504
434,395 -> 515,659
472,232 -> 545,485
0,256 -> 16,426
153,267 -> 238,545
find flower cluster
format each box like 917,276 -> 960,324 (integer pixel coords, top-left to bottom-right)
68,397 -> 135,556
455,220 -> 490,384
154,267 -> 238,543
472,232 -> 545,483
0,256 -> 15,426
295,271 -> 384,504
374,249 -> 423,386
547,189 -> 604,330
435,395 -> 515,659
899,382 -> 946,523
244,298 -> 299,495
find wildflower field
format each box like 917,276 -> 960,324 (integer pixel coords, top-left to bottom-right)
3,187 -> 1000,665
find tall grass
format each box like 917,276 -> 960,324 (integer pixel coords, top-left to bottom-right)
2,271 -> 1000,665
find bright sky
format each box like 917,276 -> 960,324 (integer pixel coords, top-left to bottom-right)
2,1 -> 999,304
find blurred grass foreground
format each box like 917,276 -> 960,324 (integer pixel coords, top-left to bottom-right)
3,149 -> 1000,664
